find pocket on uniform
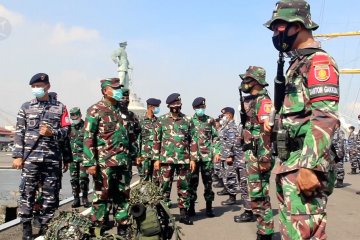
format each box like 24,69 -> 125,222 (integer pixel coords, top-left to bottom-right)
27,116 -> 40,129
103,122 -> 116,133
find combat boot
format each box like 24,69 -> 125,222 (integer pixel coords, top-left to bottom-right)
179,208 -> 193,225
213,179 -> 224,188
256,233 -> 273,240
117,224 -> 131,238
188,201 -> 196,217
335,179 -> 344,188
205,201 -> 215,217
212,174 -> 220,182
81,193 -> 91,208
234,210 -> 255,223
221,194 -> 236,205
38,224 -> 48,236
72,197 -> 81,208
22,222 -> 33,240
349,168 -> 357,174
216,188 -> 229,196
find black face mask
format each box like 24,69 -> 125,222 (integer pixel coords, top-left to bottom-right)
240,82 -> 255,94
170,106 -> 181,113
272,24 -> 299,52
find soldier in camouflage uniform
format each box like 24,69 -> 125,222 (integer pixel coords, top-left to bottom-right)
347,126 -> 357,174
236,66 -> 274,239
12,73 -> 71,240
212,115 -> 226,189
216,107 -> 243,207
188,97 -> 219,218
265,1 -> 340,239
83,78 -> 135,237
119,89 -> 141,177
137,98 -> 162,183
68,107 -> 90,208
332,121 -> 345,188
153,93 -> 197,225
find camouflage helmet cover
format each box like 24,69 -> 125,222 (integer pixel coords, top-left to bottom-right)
70,107 -> 81,117
239,66 -> 268,87
264,0 -> 319,31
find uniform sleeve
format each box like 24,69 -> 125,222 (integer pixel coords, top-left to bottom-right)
257,98 -> 272,162
137,121 -> 143,158
153,119 -> 162,161
221,127 -> 236,159
211,119 -> 221,155
53,105 -> 71,140
61,137 -> 73,164
189,120 -> 198,162
337,131 -> 345,159
83,106 -> 99,167
12,106 -> 26,159
129,114 -> 141,160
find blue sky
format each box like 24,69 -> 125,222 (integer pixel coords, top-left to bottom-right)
0,0 -> 359,126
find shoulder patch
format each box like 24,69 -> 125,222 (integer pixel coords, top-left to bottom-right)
257,98 -> 272,123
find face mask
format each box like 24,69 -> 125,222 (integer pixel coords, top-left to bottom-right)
220,116 -> 228,126
272,24 -> 299,52
170,106 -> 181,113
195,108 -> 205,117
72,119 -> 81,125
241,82 -> 254,94
111,89 -> 123,101
153,107 -> 160,114
32,87 -> 45,98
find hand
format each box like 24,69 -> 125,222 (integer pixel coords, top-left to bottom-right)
296,168 -> 321,197
39,124 -> 54,137
263,118 -> 272,133
136,156 -> 144,165
226,157 -> 233,166
12,158 -> 24,169
190,160 -> 196,173
259,162 -> 272,173
62,163 -> 69,173
154,160 -> 161,171
86,166 -> 97,175
214,154 -> 221,163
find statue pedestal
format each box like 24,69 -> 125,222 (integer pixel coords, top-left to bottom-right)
129,92 -> 146,119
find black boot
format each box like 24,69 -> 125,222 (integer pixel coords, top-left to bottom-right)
212,174 -> 220,182
38,224 -> 47,236
179,208 -> 193,225
234,210 -> 255,223
72,197 -> 81,208
216,188 -> 229,196
256,233 -> 273,240
22,222 -> 33,240
188,201 -> 196,217
81,193 -> 91,208
206,201 -> 215,217
335,179 -> 344,188
349,168 -> 357,174
221,194 -> 236,205
213,179 -> 224,188
117,224 -> 130,238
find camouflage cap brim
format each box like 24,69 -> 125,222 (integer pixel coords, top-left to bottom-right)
264,16 -> 318,31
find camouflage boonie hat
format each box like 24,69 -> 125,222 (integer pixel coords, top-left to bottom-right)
70,107 -> 81,118
239,66 -> 268,86
100,78 -> 122,89
264,0 -> 319,31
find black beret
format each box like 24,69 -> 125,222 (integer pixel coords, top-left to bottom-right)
166,93 -> 181,105
29,73 -> 49,85
192,97 -> 206,108
221,107 -> 235,115
146,98 -> 161,106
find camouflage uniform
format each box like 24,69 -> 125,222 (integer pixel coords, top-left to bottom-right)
332,128 -> 345,183
189,104 -> 219,213
265,1 -> 340,239
240,67 -> 274,235
138,114 -> 160,183
68,108 -> 90,205
83,78 -> 134,227
13,87 -> 70,226
349,131 -> 360,173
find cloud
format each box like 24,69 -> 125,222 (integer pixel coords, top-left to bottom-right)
0,4 -> 24,26
50,23 -> 100,45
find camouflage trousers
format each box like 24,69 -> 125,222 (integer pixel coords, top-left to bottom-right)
18,161 -> 60,224
222,159 -> 241,195
246,151 -> 274,235
141,158 -> 160,185
189,160 -> 214,202
213,161 -> 223,177
349,150 -> 359,170
69,161 -> 89,197
159,164 -> 191,209
335,160 -> 345,180
91,166 -> 131,224
276,170 -> 333,240
237,162 -> 251,210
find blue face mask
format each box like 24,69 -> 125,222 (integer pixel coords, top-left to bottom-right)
111,89 -> 123,101
195,108 -> 205,117
32,87 -> 45,98
153,107 -> 160,114
72,119 -> 81,125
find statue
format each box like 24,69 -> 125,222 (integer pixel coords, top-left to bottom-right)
112,41 -> 131,88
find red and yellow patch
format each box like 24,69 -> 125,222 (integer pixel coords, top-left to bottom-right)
314,64 -> 330,81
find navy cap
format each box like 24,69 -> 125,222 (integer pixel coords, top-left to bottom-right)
221,107 -> 235,115
166,93 -> 181,105
147,98 -> 161,106
192,97 -> 206,108
29,73 -> 49,85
